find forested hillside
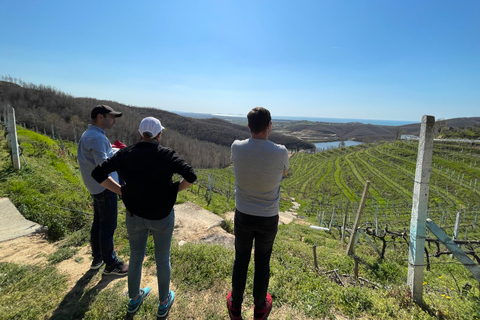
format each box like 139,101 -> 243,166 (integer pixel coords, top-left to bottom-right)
0,77 -> 314,168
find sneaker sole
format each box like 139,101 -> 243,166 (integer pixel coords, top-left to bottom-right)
103,270 -> 128,276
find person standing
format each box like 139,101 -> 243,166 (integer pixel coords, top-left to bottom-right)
227,107 -> 289,320
77,105 -> 128,276
91,117 -> 197,317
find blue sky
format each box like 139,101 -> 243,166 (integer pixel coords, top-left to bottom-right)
1,0 -> 479,121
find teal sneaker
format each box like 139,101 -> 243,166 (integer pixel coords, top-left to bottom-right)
127,287 -> 151,314
157,290 -> 175,318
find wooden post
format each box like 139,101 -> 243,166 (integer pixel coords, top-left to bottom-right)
313,245 -> 318,270
407,115 -> 435,304
6,105 -> 21,170
346,181 -> 370,256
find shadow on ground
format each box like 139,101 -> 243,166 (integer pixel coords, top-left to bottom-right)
50,269 -> 118,320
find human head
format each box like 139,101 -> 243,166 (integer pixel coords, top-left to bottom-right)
138,117 -> 165,139
247,107 -> 271,134
91,105 -> 122,119
91,105 -> 121,130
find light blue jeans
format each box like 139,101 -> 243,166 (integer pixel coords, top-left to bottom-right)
126,209 -> 174,302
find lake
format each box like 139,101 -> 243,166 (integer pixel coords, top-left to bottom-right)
315,141 -> 363,152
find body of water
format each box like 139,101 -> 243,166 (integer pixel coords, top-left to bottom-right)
314,141 -> 363,152
274,116 -> 416,126
172,111 -> 417,126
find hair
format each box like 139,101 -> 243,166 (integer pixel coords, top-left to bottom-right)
141,131 -> 154,138
247,107 -> 271,134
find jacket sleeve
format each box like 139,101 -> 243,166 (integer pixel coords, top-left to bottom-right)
91,154 -> 119,183
169,150 -> 197,183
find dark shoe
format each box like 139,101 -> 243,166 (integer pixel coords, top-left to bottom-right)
157,290 -> 175,318
90,258 -> 104,270
226,291 -> 242,320
127,287 -> 151,314
103,261 -> 128,276
254,293 -> 272,320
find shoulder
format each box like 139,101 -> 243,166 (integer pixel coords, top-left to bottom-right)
156,146 -> 178,159
268,140 -> 287,152
231,139 -> 249,147
158,145 -> 175,153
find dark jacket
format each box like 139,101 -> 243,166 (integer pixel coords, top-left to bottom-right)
91,141 -> 197,220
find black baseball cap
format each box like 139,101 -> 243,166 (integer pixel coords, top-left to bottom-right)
91,105 -> 123,119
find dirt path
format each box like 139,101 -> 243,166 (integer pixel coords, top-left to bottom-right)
0,201 -> 298,309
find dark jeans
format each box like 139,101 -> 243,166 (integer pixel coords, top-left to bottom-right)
231,209 -> 278,309
91,189 -> 119,267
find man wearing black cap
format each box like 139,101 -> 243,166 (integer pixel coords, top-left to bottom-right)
78,105 -> 128,275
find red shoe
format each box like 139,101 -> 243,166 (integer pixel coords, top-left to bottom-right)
226,291 -> 243,320
254,293 -> 272,320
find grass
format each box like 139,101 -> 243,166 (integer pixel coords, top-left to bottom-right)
0,262 -> 68,319
1,125 -> 480,319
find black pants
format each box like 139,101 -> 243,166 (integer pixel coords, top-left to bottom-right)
231,209 -> 278,309
91,189 -> 119,266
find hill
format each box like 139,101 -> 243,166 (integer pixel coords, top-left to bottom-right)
275,118 -> 480,143
0,79 -> 314,168
2,126 -> 480,319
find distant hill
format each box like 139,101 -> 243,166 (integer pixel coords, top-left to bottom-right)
180,111 -> 480,143
0,79 -> 314,168
276,117 -> 480,143
2,78 -> 478,164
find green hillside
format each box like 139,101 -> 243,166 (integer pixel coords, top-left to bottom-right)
1,126 -> 480,319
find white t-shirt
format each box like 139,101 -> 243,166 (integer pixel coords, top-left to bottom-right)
231,138 -> 289,217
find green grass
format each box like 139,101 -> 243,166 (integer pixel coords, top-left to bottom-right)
0,127 -> 91,241
1,126 -> 480,319
0,262 -> 68,319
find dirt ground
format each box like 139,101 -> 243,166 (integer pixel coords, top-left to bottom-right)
0,201 -> 299,317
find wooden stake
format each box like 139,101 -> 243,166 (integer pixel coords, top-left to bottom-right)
346,181 -> 370,256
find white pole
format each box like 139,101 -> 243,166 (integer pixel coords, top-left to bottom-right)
6,105 -> 21,170
407,115 -> 435,304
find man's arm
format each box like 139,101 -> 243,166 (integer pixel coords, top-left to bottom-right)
100,177 -> 122,195
178,179 -> 192,192
282,147 -> 289,178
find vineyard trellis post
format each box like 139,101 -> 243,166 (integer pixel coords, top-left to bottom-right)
341,202 -> 349,242
426,219 -> 480,283
346,180 -> 370,256
453,212 -> 461,240
6,105 -> 21,170
407,114 -> 435,304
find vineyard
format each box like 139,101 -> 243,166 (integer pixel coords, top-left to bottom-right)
192,140 -> 480,240
3,123 -> 480,318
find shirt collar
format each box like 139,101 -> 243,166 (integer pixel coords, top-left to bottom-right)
88,124 -> 106,135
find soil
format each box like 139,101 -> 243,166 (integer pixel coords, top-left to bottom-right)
0,201 -> 300,318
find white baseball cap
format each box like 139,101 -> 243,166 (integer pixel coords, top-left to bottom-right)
138,117 -> 165,137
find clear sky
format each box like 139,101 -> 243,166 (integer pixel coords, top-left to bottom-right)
1,0 -> 479,121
